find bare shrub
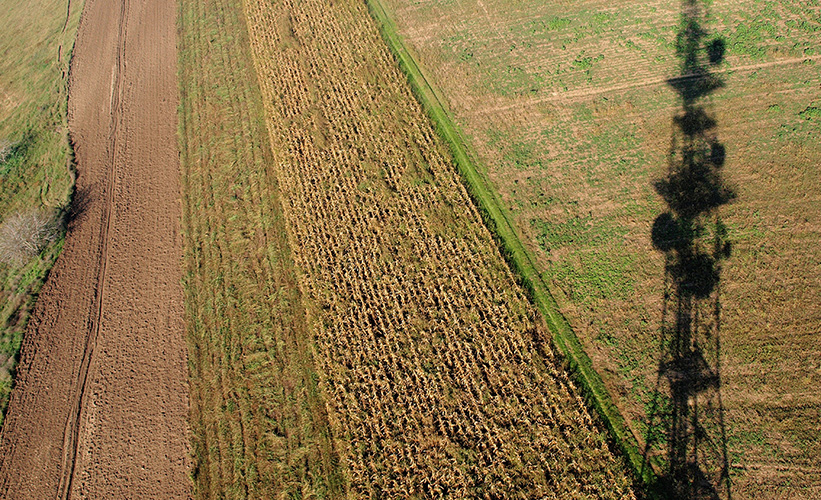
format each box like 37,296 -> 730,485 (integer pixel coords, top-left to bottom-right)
0,210 -> 59,266
0,139 -> 12,164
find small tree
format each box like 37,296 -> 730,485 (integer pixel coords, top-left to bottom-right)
0,209 -> 59,267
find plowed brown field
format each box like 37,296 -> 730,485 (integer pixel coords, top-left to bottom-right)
0,0 -> 189,497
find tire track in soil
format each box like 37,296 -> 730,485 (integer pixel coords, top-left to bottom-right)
474,55 -> 821,114
58,0 -> 72,64
0,0 -> 189,498
57,1 -> 128,497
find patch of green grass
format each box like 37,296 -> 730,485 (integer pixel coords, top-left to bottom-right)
527,15 -> 571,35
550,249 -> 636,304
503,140 -> 539,169
723,19 -> 776,59
572,52 -> 604,71
532,213 -> 619,251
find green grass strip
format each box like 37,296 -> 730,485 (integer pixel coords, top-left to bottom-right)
365,0 -> 660,488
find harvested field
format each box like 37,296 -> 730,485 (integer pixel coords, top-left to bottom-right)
228,0 -> 636,496
0,0 -> 189,497
178,0 -> 343,495
381,0 -> 821,497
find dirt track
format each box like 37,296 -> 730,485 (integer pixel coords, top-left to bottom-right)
0,0 -> 189,497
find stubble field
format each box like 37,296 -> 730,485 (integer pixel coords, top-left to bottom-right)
381,0 -> 821,497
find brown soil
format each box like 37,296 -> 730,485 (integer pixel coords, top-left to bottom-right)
0,0 -> 189,498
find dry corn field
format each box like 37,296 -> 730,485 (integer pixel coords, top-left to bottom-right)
242,0 -> 638,496
182,0 -> 637,497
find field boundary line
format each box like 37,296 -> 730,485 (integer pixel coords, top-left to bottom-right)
476,55 -> 821,113
365,0 -> 660,488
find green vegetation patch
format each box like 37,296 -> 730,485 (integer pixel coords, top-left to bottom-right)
799,103 -> 821,121
532,215 -> 636,304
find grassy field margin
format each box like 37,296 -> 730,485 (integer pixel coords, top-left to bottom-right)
0,0 -> 82,427
365,0 -> 658,487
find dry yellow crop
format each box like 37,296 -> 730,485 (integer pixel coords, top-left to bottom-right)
240,0 -> 636,496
